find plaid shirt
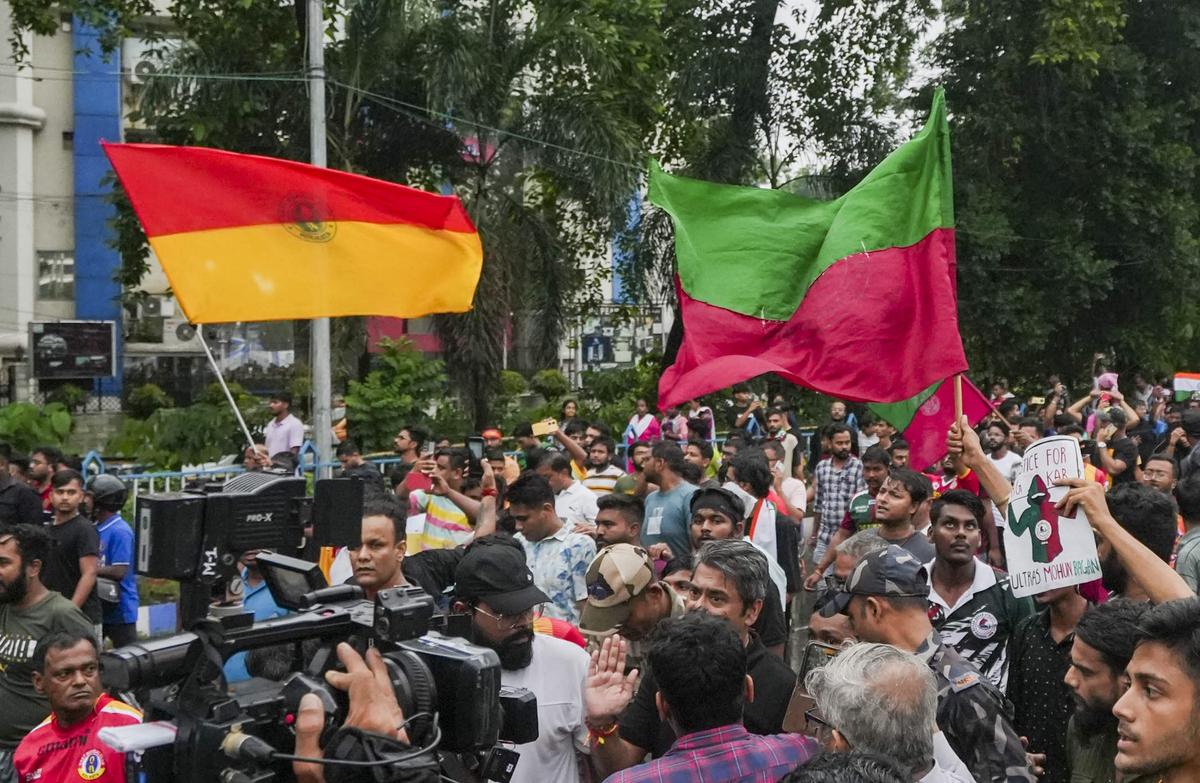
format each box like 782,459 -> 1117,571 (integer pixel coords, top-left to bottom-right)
813,455 -> 865,559
604,724 -> 818,783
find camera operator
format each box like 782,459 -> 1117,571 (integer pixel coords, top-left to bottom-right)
13,631 -> 141,783
451,541 -> 591,783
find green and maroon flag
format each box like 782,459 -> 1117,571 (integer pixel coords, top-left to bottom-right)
651,89 -> 964,409
869,375 -> 992,472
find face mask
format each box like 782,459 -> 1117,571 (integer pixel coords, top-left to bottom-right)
331,406 -> 346,420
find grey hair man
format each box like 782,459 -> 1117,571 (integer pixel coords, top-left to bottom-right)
809,529 -> 889,647
806,643 -> 973,782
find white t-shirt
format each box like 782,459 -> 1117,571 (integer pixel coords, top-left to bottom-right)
987,450 -> 1023,485
502,634 -> 590,783
264,413 -> 305,456
555,480 -> 599,528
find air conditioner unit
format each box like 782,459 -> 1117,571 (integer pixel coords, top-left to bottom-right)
163,318 -> 200,348
138,296 -> 176,319
122,37 -> 182,84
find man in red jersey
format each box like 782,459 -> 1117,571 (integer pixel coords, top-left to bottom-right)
14,632 -> 141,783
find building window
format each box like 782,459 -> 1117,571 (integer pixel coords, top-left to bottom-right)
37,251 -> 74,300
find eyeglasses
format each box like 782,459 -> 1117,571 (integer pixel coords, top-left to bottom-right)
473,604 -> 543,630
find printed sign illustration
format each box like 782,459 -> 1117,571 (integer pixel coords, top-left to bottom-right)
1004,436 -> 1101,598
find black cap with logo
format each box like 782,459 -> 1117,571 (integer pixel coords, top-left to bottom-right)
453,541 -> 550,615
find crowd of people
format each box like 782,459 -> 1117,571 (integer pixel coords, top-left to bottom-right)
0,371 -> 1199,782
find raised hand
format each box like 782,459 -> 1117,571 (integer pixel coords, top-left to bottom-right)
585,635 -> 639,725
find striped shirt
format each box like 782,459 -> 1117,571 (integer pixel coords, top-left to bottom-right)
604,724 -> 818,783
584,464 -> 626,495
407,491 -> 472,552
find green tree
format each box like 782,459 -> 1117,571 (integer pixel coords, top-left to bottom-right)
344,339 -> 448,451
930,0 -> 1200,387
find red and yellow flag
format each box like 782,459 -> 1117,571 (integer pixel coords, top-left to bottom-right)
103,143 -> 483,324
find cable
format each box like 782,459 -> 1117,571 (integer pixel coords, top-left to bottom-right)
270,723 -> 442,768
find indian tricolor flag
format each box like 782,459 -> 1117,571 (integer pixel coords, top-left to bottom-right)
651,89 -> 965,408
1177,372 -> 1200,402
102,143 -> 482,324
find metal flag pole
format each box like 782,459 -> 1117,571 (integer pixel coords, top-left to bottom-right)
307,0 -> 333,479
196,327 -> 256,449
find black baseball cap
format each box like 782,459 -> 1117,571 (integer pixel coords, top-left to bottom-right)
453,541 -> 549,615
819,545 -> 931,617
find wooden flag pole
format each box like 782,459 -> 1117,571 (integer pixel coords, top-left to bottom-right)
954,373 -> 964,425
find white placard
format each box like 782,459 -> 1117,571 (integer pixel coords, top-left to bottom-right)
1003,436 -> 1102,598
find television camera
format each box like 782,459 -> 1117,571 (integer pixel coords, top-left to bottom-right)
106,473 -> 537,782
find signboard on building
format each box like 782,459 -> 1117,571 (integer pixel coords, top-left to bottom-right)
29,321 -> 116,379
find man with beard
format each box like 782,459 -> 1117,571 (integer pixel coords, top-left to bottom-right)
806,445 -> 890,590
641,443 -> 699,564
1087,482 -> 1179,600
0,525 -> 94,783
452,542 -> 590,783
1064,599 -> 1152,782
811,424 -> 866,563
13,632 -> 142,783
1111,598 -> 1200,782
984,421 -> 1023,484
1006,584 -> 1090,783
594,494 -> 644,549
613,441 -> 657,497
584,437 -> 626,496
926,489 -> 1034,690
391,424 -> 432,500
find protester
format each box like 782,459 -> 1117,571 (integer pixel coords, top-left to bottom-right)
926,488 -> 1034,689
1175,474 -> 1200,592
984,420 -> 1023,484
0,525 -> 95,782
613,441 -> 655,497
263,391 -> 304,457
819,545 -> 1034,783
724,451 -> 779,564
242,443 -> 270,472
1005,584 -> 1090,783
0,445 -> 39,530
641,442 -> 699,561
406,448 -> 481,552
623,399 -> 662,449
392,424 -> 432,496
806,642 -> 974,782
683,441 -> 719,488
766,408 -> 801,479
600,613 -> 819,783
686,400 -> 715,441
453,540 -> 590,783
1064,599 -> 1150,782
811,424 -> 865,562
536,452 -> 600,531
1174,409 -> 1200,480
1111,597 -> 1200,781
41,470 -> 100,630
334,439 -> 386,497
585,437 -> 627,496
761,440 -> 806,518
13,632 -> 142,783
585,540 -> 795,778
594,494 -> 644,548
509,473 -> 596,624
728,385 -> 766,437
1091,407 -> 1139,486
888,439 -> 911,469
84,475 -> 138,649
807,529 -> 887,646
860,469 -> 936,560
26,446 -> 62,514
806,444 -> 890,589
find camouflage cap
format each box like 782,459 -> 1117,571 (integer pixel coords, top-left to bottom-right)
819,544 -> 931,617
579,544 -> 655,635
